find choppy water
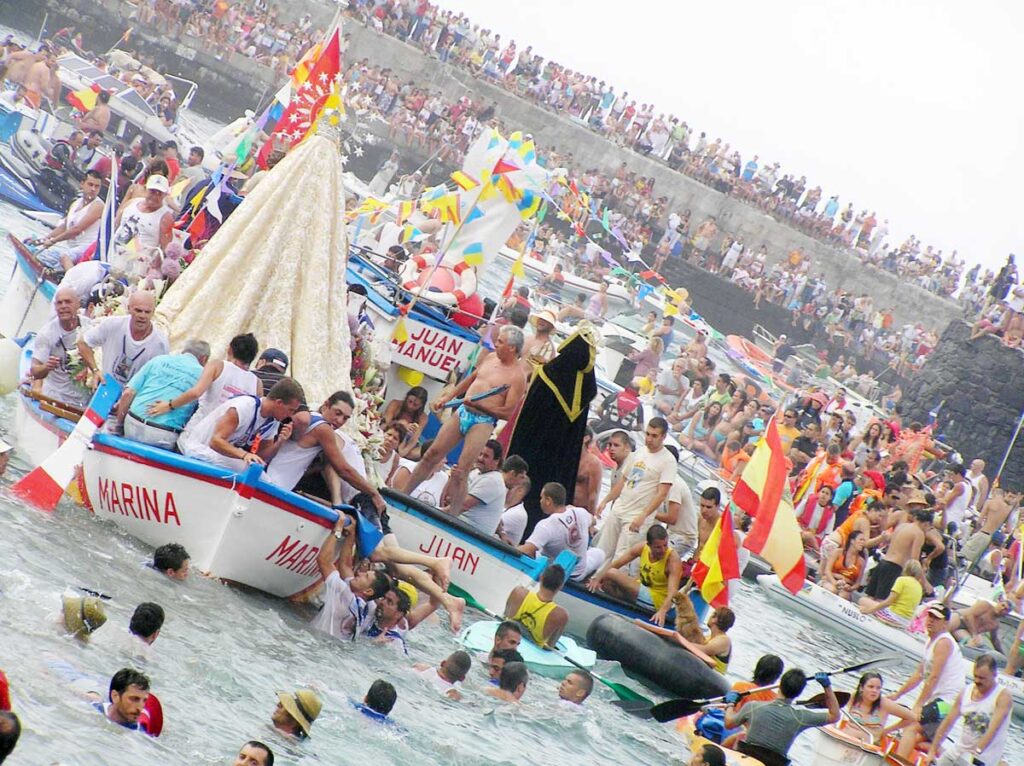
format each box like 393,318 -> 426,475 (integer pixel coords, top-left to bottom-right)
2,20 -> 1022,766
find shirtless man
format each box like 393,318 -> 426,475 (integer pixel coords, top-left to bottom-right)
961,488 -> 1020,567
399,325 -> 527,515
863,508 -> 930,599
4,48 -> 43,87
573,429 -> 603,512
78,90 -> 112,134
949,600 -> 1011,653
24,49 -> 59,109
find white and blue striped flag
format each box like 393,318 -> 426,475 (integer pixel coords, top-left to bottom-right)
93,155 -> 118,262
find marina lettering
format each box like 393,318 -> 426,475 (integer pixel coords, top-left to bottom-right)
393,326 -> 464,374
418,534 -> 480,575
97,478 -> 181,526
265,536 -> 320,578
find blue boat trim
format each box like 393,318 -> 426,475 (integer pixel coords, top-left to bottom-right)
18,345 -> 76,436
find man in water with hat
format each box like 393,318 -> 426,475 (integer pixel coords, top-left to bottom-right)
271,688 -> 321,739
61,593 -> 108,638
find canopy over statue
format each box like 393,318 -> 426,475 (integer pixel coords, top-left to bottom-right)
156,131 -> 352,405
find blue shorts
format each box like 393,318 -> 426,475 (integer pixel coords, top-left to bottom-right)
457,404 -> 496,436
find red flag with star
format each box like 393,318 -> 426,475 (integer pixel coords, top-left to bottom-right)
257,28 -> 340,167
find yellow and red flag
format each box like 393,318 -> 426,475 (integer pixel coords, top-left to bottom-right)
67,84 -> 101,113
690,506 -> 740,607
735,417 -> 807,593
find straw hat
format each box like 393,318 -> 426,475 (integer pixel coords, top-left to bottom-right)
530,309 -> 558,329
905,490 -> 930,508
62,594 -> 107,637
277,688 -> 321,737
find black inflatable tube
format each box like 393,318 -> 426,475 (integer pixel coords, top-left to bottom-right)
586,614 -> 730,700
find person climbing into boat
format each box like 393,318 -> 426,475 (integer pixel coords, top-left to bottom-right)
594,417 -> 676,560
723,668 -> 840,766
413,650 -> 471,701
312,516 -> 391,642
858,560 -> 924,627
358,584 -> 436,655
271,688 -> 321,739
29,287 -> 90,409
862,507 -> 930,600
27,169 -> 103,270
518,482 -> 604,581
113,340 -> 212,447
152,543 -> 190,581
925,654 -> 1012,766
588,525 -> 684,627
486,661 -> 529,703
89,668 -> 151,734
820,529 -> 867,599
688,743 -> 726,766
381,386 -> 428,457
399,325 -> 527,516
232,740 -> 274,766
504,564 -> 570,648
146,334 -> 261,440
557,669 -> 594,707
78,290 -> 168,388
948,599 -> 1011,653
840,672 -> 915,744
888,603 -> 967,761
177,378 -> 302,471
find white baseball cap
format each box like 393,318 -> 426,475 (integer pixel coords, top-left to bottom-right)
145,174 -> 170,193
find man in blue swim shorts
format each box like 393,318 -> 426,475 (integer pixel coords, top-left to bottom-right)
398,325 -> 528,516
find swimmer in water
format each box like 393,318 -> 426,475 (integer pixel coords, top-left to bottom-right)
152,543 -> 190,580
358,679 -> 397,722
486,649 -> 524,684
486,661 -> 528,703
89,668 -> 150,732
413,651 -> 471,701
557,670 -> 594,707
492,621 -> 523,653
233,740 -> 274,766
271,689 -> 321,739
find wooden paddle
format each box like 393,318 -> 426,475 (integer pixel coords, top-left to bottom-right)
650,655 -> 898,723
446,583 -> 653,707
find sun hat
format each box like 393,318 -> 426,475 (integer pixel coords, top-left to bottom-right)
145,174 -> 169,193
277,688 -> 321,737
925,603 -> 951,621
905,490 -> 929,507
529,308 -> 558,329
62,594 -> 107,637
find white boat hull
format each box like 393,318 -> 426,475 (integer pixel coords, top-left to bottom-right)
495,246 -> 631,305
14,389 -> 69,468
80,435 -> 337,600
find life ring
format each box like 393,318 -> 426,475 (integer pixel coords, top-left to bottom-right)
399,252 -> 478,308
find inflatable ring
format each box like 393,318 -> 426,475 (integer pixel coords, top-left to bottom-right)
399,253 -> 478,308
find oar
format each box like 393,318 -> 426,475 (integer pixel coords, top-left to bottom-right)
441,384 -> 510,410
650,654 -> 898,723
446,583 -> 654,707
12,375 -> 122,510
797,690 -> 851,709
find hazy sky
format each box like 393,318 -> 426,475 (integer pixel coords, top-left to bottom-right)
436,0 -> 1023,273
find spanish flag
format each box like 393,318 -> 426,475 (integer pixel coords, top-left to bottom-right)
690,506 -> 740,607
735,417 -> 806,594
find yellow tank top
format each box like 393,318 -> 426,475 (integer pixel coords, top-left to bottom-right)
639,545 -> 670,609
513,590 -> 558,646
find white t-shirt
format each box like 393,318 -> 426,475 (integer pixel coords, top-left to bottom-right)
416,665 -> 461,696
462,469 -> 506,534
336,430 -> 368,504
310,571 -> 375,641
178,395 -> 279,469
500,503 -> 528,545
526,505 -> 593,579
82,315 -> 168,385
665,476 -> 698,550
399,457 -> 449,508
32,316 -> 89,407
613,447 -> 677,522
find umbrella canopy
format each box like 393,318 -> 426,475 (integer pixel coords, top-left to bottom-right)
156,131 -> 351,406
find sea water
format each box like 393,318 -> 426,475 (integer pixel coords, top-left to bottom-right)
1,22 -> 1022,766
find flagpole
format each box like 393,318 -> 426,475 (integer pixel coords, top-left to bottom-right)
105,28 -> 131,56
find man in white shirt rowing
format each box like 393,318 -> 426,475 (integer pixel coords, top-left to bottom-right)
28,169 -> 103,270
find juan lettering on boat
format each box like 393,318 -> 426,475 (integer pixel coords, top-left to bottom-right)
392,322 -> 467,377
96,477 -> 182,526
418,533 -> 480,575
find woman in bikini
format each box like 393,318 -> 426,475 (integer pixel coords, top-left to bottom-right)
842,672 -> 915,744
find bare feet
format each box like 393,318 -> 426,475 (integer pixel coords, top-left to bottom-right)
431,557 -> 452,590
444,595 -> 465,633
